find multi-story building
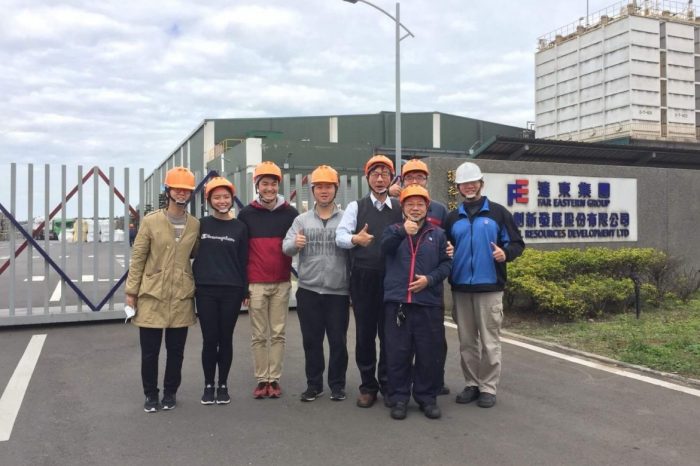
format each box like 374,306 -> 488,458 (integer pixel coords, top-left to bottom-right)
536,1 -> 700,143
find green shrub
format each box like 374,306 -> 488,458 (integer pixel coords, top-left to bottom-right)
506,248 -> 671,321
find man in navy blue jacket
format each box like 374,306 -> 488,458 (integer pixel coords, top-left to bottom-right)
381,185 -> 452,420
445,162 -> 524,409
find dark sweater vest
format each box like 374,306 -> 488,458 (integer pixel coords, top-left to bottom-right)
351,195 -> 402,271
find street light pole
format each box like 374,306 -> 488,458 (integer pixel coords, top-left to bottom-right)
395,2 -> 401,174
342,0 -> 414,174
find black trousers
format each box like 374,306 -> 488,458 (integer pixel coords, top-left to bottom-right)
296,287 -> 350,391
140,327 -> 188,398
385,302 -> 444,407
349,267 -> 388,395
195,285 -> 245,386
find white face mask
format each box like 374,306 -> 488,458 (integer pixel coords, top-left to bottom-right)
168,189 -> 191,206
124,305 -> 136,322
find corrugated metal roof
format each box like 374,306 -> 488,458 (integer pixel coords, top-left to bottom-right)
472,136 -> 700,170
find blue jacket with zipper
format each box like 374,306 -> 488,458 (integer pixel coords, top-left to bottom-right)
381,222 -> 452,306
445,197 -> 525,293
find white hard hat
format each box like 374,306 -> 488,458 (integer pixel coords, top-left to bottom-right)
455,162 -> 483,184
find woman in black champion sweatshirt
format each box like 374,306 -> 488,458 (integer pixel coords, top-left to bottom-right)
192,177 -> 248,406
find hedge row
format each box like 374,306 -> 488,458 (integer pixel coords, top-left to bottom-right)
505,248 -> 669,321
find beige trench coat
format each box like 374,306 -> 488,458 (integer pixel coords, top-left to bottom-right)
126,209 -> 200,328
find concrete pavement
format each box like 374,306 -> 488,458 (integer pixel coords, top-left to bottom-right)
1,312 -> 698,466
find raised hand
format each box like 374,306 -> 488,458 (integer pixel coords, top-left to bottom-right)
491,242 -> 506,263
388,183 -> 402,197
295,228 -> 307,250
403,219 -> 419,236
352,223 -> 374,247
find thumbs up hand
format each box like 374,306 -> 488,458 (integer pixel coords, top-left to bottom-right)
352,223 -> 374,247
491,242 -> 506,263
403,219 -> 419,236
295,228 -> 307,250
446,241 -> 454,258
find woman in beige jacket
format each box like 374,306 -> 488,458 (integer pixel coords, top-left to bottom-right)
126,167 -> 200,413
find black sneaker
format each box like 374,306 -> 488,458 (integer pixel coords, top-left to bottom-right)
420,403 -> 442,419
161,393 -> 176,410
216,385 -> 230,404
477,392 -> 496,408
439,385 -> 450,396
144,395 -> 159,413
300,388 -> 324,402
456,386 -> 480,404
390,401 -> 408,420
330,388 -> 346,401
201,384 -> 215,405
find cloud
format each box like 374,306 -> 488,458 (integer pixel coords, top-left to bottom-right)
0,0 -> 589,172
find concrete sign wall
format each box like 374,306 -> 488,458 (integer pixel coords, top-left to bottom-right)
482,173 -> 638,243
427,157 -> 700,271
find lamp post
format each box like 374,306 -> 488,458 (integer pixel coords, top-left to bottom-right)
342,0 -> 414,174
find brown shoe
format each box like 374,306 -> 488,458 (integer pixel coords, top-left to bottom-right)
356,392 -> 377,408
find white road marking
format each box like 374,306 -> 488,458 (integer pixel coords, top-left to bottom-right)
0,334 -> 47,442
23,276 -> 45,282
49,282 -> 62,302
49,276 -> 122,302
444,322 -> 700,398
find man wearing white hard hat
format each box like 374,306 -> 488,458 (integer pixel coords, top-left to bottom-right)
445,161 -> 524,408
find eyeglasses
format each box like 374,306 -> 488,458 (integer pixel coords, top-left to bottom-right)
369,171 -> 391,179
403,174 -> 427,183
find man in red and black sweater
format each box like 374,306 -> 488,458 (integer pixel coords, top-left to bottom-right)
238,161 -> 298,399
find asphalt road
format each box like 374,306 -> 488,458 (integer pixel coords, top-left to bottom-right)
1,313 -> 698,466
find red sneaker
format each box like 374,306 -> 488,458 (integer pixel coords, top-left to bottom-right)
253,382 -> 269,399
268,381 -> 282,398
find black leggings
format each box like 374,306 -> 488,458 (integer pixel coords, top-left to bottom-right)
195,285 -> 245,386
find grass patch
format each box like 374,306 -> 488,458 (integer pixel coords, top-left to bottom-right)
504,296 -> 700,379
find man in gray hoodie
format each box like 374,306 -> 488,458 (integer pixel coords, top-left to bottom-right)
283,165 -> 350,402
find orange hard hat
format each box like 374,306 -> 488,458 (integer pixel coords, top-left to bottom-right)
205,176 -> 235,200
164,167 -> 195,190
310,165 -> 339,187
399,184 -> 430,205
364,155 -> 394,177
253,161 -> 282,183
402,159 -> 429,177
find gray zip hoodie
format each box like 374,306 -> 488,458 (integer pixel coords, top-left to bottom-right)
282,205 -> 349,295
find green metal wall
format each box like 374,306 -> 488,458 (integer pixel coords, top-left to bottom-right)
189,127 -> 204,177
337,114 -> 385,145
215,116 -> 332,145
147,112 -> 527,191
440,114 -> 524,150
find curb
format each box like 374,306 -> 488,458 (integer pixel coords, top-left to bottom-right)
501,330 -> 700,390
443,318 -> 700,390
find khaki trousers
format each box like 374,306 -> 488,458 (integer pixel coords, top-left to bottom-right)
451,291 -> 504,395
249,282 -> 291,383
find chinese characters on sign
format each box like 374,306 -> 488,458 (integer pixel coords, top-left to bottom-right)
481,174 -> 637,243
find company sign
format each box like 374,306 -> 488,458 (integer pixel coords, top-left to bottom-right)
482,174 -> 637,243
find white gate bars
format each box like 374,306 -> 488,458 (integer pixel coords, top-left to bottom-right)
0,163 -> 144,326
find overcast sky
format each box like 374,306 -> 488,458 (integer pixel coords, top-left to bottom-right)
0,0 -> 608,173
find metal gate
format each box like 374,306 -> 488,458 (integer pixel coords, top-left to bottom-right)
0,163 -> 144,326
1,165 -> 371,326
